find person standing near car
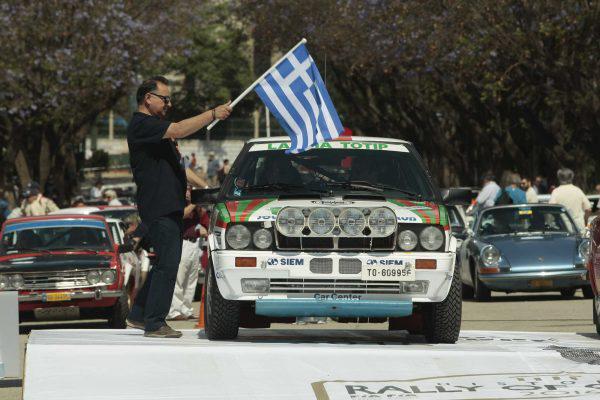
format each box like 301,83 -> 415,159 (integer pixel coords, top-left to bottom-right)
520,177 -> 538,203
167,186 -> 206,320
472,174 -> 501,210
550,168 -> 591,232
125,75 -> 231,338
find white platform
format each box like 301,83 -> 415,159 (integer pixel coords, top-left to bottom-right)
24,329 -> 600,399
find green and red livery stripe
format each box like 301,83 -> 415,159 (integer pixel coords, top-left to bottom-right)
389,199 -> 440,224
438,205 -> 450,230
215,203 -> 230,228
226,198 -> 275,222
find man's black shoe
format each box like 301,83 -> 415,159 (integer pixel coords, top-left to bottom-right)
126,318 -> 144,330
144,324 -> 183,338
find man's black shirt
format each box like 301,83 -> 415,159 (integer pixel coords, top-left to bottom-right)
127,112 -> 186,224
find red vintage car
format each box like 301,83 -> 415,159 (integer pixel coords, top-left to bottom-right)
589,216 -> 600,334
0,214 -> 129,327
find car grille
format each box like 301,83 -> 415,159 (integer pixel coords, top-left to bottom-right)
269,278 -> 403,294
339,259 -> 362,274
20,270 -> 98,290
275,232 -> 396,251
309,258 -> 333,274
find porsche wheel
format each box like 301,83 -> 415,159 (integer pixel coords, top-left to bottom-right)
473,266 -> 491,301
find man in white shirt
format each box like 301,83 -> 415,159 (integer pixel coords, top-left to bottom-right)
520,177 -> 538,203
474,174 -> 501,209
549,168 -> 591,231
103,189 -> 123,206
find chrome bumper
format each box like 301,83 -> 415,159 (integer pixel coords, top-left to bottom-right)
480,269 -> 587,281
19,289 -> 123,302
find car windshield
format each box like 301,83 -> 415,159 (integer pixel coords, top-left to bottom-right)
1,225 -> 112,254
477,206 -> 577,236
224,141 -> 436,200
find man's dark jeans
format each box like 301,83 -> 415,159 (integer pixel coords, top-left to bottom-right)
128,212 -> 183,331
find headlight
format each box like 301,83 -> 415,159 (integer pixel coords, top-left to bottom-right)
0,275 -> 8,290
398,230 -> 418,251
339,208 -> 366,236
87,270 -> 100,285
368,207 -> 397,236
481,245 -> 500,266
252,228 -> 273,249
226,224 -> 251,249
101,270 -> 116,285
276,207 -> 305,235
419,226 -> 444,251
308,208 -> 335,235
9,274 -> 25,290
579,240 -> 590,261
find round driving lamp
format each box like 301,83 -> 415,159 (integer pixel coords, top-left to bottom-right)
101,270 -> 116,285
276,207 -> 305,235
398,230 -> 418,251
252,228 -> 273,249
419,226 -> 444,251
368,207 -> 397,236
87,270 -> 100,285
339,208 -> 366,236
579,240 -> 590,261
9,274 -> 25,290
481,245 -> 501,266
308,208 -> 335,235
0,275 -> 8,290
226,224 -> 251,250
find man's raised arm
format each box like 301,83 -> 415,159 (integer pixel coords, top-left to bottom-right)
164,101 -> 232,139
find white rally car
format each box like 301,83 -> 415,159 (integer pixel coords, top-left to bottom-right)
196,136 -> 469,343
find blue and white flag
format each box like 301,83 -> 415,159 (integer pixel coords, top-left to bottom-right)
254,43 -> 344,153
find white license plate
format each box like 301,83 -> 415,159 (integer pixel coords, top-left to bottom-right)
362,263 -> 415,281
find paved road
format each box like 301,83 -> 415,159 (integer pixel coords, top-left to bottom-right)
3,290 -> 597,400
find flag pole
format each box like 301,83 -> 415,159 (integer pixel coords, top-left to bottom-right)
207,38 -> 307,131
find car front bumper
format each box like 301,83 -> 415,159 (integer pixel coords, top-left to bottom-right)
479,268 -> 588,291
211,250 -> 455,305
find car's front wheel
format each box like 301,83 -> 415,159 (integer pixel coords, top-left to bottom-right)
423,267 -> 462,344
474,266 -> 491,301
205,262 -> 240,340
560,288 -> 577,298
108,292 -> 129,329
582,285 -> 594,299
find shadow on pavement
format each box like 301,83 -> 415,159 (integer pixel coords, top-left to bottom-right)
463,294 -> 589,303
19,320 -> 108,335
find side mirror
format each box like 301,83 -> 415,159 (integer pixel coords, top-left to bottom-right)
191,188 -> 220,205
441,187 -> 472,205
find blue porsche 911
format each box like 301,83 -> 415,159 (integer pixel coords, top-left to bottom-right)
459,204 -> 591,301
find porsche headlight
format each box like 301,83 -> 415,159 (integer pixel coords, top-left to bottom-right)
276,207 -> 305,235
226,224 -> 251,249
308,208 -> 335,235
339,208 -> 366,236
253,228 -> 273,249
9,274 -> 24,290
579,240 -> 590,261
368,207 -> 397,236
398,230 -> 418,251
481,245 -> 500,266
419,226 -> 444,251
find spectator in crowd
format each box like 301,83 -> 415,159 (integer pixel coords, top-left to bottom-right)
533,175 -> 548,195
123,214 -> 151,304
180,155 -> 191,169
206,151 -> 220,187
8,182 -> 59,218
595,183 -> 600,195
0,192 -> 11,225
217,159 -> 230,184
520,177 -> 538,203
472,173 -> 501,211
168,187 -> 207,320
90,180 -> 104,199
190,153 -> 197,169
549,168 -> 591,231
71,196 -> 86,207
103,189 -> 123,206
496,173 -> 527,205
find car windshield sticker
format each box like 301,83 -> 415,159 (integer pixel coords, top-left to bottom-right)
4,219 -> 106,233
249,141 -> 409,152
519,209 -> 533,215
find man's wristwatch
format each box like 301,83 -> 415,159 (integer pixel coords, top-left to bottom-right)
211,108 -> 216,121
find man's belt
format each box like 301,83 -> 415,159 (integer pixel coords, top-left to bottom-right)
183,236 -> 198,243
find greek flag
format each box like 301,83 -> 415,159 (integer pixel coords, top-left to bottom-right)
254,43 -> 344,153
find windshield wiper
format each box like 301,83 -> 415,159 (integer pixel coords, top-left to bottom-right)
245,183 -> 326,194
47,247 -> 100,254
326,181 -> 423,199
8,247 -> 52,255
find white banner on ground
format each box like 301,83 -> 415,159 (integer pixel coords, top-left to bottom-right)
24,329 -> 600,400
0,291 -> 20,379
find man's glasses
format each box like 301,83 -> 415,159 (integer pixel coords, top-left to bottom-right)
149,92 -> 171,104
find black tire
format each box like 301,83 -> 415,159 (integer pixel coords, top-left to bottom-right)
205,262 -> 240,340
108,292 -> 129,329
582,285 -> 594,299
473,266 -> 491,301
462,283 -> 474,299
423,266 -> 462,344
560,287 -> 577,298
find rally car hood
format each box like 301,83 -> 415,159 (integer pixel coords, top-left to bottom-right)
0,253 -> 113,273
215,198 -> 448,226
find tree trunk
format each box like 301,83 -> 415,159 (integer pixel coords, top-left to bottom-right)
14,149 -> 31,188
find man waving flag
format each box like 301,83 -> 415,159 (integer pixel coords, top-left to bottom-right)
207,39 -> 344,153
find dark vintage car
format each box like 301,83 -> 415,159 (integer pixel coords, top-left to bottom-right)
459,204 -> 591,301
588,215 -> 600,334
0,214 -> 130,327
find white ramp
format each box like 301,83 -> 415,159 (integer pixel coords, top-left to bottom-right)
24,329 -> 600,399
